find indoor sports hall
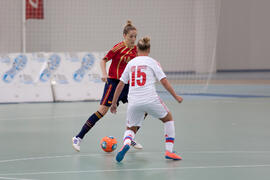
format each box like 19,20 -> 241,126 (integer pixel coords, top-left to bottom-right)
1,1 -> 270,180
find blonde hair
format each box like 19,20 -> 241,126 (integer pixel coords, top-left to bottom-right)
137,36 -> 151,51
123,20 -> 136,35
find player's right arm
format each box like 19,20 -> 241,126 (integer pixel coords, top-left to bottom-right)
160,78 -> 183,103
100,57 -> 108,82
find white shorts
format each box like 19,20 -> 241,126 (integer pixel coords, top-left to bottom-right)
126,97 -> 169,127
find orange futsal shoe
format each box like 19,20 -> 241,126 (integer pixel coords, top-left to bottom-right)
165,151 -> 182,160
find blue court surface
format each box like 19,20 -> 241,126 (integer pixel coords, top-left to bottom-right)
0,82 -> 270,180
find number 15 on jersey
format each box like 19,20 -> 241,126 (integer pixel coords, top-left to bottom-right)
131,65 -> 147,87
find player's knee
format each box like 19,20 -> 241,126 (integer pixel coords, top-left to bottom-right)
98,105 -> 109,116
127,126 -> 138,134
160,112 -> 173,122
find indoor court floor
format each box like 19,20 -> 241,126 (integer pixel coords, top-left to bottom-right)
0,83 -> 270,180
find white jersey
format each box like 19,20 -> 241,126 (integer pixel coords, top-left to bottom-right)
120,56 -> 166,104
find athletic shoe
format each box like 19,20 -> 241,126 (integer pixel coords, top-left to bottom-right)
116,144 -> 130,162
165,151 -> 182,160
131,140 -> 143,149
72,136 -> 81,152
144,112 -> 148,119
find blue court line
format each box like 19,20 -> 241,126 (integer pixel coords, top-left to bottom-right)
180,93 -> 270,98
217,69 -> 270,73
157,91 -> 270,98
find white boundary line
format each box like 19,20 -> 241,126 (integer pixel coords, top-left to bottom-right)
0,154 -> 101,163
0,177 -> 35,180
0,164 -> 270,176
0,111 -> 127,121
1,151 -> 270,163
0,114 -> 89,121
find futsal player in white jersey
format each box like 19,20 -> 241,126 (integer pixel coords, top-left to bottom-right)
110,36 -> 183,162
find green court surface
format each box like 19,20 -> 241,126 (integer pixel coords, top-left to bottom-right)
0,97 -> 270,180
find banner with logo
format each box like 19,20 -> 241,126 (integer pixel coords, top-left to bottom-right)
50,52 -> 106,101
0,52 -> 106,103
26,0 -> 44,19
0,53 -> 53,103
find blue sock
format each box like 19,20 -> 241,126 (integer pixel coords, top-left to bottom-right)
76,111 -> 103,139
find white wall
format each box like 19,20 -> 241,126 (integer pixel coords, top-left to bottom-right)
0,0 -> 22,53
1,0 -> 218,73
216,0 -> 270,70
7,0 -> 270,72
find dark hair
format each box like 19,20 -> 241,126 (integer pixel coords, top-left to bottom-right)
123,20 -> 136,35
137,36 -> 150,51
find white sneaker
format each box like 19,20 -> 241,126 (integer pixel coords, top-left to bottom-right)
72,136 -> 81,152
131,140 -> 143,150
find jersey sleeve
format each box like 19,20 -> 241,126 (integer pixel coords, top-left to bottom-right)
152,60 -> 166,81
103,49 -> 116,62
103,43 -> 122,61
120,64 -> 130,84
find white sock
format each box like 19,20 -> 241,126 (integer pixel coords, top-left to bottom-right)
123,129 -> 135,146
164,121 -> 175,152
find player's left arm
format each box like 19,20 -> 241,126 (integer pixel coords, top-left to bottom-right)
160,78 -> 183,103
110,81 -> 125,114
111,64 -> 130,114
153,60 -> 183,103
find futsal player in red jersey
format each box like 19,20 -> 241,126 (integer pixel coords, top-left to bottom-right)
72,20 -> 143,151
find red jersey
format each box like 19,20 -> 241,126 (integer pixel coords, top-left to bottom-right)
104,41 -> 137,79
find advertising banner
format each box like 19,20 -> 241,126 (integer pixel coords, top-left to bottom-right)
49,52 -> 106,101
0,53 -> 53,103
0,52 -> 106,103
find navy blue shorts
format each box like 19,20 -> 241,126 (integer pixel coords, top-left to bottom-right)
100,78 -> 129,107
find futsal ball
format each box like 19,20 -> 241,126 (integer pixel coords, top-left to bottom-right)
100,136 -> 117,152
